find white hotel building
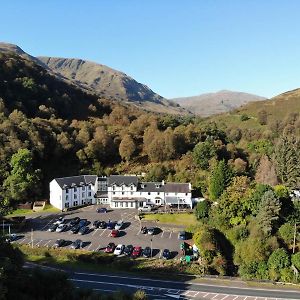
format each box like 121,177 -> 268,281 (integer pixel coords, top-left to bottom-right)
49,174 -> 192,210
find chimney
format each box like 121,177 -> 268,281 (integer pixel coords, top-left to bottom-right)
162,180 -> 165,185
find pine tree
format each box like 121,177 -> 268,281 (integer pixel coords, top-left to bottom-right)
209,160 -> 232,201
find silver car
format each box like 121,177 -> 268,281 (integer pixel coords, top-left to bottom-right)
115,220 -> 123,230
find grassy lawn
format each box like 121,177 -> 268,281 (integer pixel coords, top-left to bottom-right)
8,204 -> 60,217
143,213 -> 197,227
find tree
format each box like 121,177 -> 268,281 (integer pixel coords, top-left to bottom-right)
278,223 -> 294,245
209,160 -> 232,201
119,134 -> 136,161
193,140 -> 216,170
291,252 -> 300,271
268,248 -> 290,272
195,200 -> 210,221
256,190 -> 281,234
255,155 -> 278,186
3,149 -> 40,203
145,165 -> 168,182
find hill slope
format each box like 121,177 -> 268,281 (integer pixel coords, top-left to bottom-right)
38,56 -> 186,115
172,90 -> 266,116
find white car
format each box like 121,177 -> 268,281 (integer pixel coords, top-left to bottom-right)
138,206 -> 152,212
56,224 -> 67,232
54,217 -> 65,225
113,244 -> 125,256
115,220 -> 123,230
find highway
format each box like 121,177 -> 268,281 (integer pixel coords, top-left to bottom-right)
68,270 -> 300,300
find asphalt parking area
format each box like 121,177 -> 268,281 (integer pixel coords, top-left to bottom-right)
15,205 -> 186,258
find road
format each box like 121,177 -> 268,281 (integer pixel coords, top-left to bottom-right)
67,270 -> 300,300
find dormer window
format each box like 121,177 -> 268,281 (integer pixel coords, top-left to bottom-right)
155,184 -> 161,188
130,185 -> 134,190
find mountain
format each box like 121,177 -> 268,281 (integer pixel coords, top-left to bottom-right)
0,42 -> 186,115
171,90 -> 266,116
37,57 -> 186,114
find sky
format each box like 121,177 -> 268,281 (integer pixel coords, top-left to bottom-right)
1,0 -> 300,99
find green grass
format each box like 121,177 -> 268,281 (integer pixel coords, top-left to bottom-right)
143,213 -> 197,227
8,204 -> 60,217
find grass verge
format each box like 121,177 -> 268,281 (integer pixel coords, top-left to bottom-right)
8,204 -> 60,217
143,213 -> 197,227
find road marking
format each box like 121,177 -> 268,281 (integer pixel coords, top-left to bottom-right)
44,239 -> 52,247
203,293 -> 210,298
232,296 -> 238,300
169,231 -> 172,239
92,228 -> 98,236
158,250 -> 162,259
18,237 -> 26,244
221,295 -> 229,300
99,229 -> 107,237
86,243 -> 93,251
136,229 -> 141,235
160,231 -> 164,238
41,218 -> 55,230
212,294 -> 219,299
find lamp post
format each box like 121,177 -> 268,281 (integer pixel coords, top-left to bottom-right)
293,222 -> 297,254
150,238 -> 153,258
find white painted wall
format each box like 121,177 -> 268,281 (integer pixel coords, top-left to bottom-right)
49,180 -> 63,210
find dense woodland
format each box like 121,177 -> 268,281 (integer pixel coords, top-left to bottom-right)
1,51 -> 300,282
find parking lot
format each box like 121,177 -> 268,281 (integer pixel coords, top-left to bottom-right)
14,205 -> 188,258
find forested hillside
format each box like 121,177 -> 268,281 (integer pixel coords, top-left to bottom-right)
1,50 -> 300,282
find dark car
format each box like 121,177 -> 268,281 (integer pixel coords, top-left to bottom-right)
5,234 -> 19,243
70,217 -> 80,226
178,231 -> 186,240
97,207 -> 107,213
93,220 -> 101,228
142,246 -> 152,258
71,224 -> 80,234
70,239 -> 83,249
105,242 -> 116,253
98,221 -> 106,229
131,246 -> 142,258
53,239 -> 65,248
48,224 -> 58,232
141,226 -> 147,234
107,222 -> 115,230
78,226 -> 89,235
79,219 -> 88,228
162,249 -> 170,260
110,229 -> 119,238
124,245 -> 134,256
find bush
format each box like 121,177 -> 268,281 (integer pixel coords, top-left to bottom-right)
240,114 -> 250,121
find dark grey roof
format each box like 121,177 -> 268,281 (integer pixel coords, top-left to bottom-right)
55,175 -> 97,189
137,182 -> 164,192
164,183 -> 190,193
98,177 -> 107,182
108,175 -> 138,187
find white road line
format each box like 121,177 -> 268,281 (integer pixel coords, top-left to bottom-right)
99,229 -> 107,237
221,295 -> 229,300
160,231 -> 164,238
44,240 -> 52,247
92,229 -> 98,236
41,218 -> 55,230
18,237 -> 26,244
86,243 -> 93,251
203,293 -> 210,298
158,250 -> 162,259
212,294 -> 219,299
136,229 -> 141,235
169,231 -> 172,239
232,296 -> 238,300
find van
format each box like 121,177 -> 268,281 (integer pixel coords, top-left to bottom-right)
138,205 -> 152,212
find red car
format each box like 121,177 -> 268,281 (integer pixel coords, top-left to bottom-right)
131,246 -> 142,258
110,230 -> 119,238
105,242 -> 116,253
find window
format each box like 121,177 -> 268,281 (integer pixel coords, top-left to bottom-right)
120,202 -> 123,208
74,201 -> 78,206
115,202 -> 118,208
166,193 -> 169,196
157,192 -> 160,195
175,192 -> 178,195
82,193 -> 85,198
113,192 -> 116,195
82,186 -> 85,191
65,203 -> 69,208
88,192 -> 91,197
148,192 -> 151,195
66,189 -> 70,194
131,202 -> 134,208
125,202 -> 128,208
74,194 -> 77,199
113,185 -> 115,191
130,185 -> 133,190
66,195 -> 69,200
122,192 -> 125,195
74,187 -> 77,192
185,193 -> 188,196
88,185 -> 92,190
131,192 -> 133,195
147,199 -> 151,202
155,199 -> 160,204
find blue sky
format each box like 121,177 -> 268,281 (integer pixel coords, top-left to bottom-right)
1,1 -> 300,98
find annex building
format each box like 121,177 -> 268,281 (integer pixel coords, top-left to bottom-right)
49,175 -> 192,210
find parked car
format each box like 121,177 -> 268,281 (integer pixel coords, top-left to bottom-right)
147,227 -> 155,235
79,219 -> 88,228
70,239 -> 84,249
48,224 -> 58,232
70,217 -> 80,226
178,231 -> 186,240
71,224 -> 80,234
124,245 -> 134,256
107,222 -> 115,230
110,230 -> 119,238
162,249 -> 170,260
141,226 -> 147,234
115,220 -> 123,230
93,220 -> 101,228
53,239 -> 65,248
54,216 -> 66,225
78,226 -> 89,235
105,242 -> 116,253
56,224 -> 67,232
138,206 -> 152,212
5,234 -> 18,243
131,246 -> 142,258
142,246 -> 152,258
98,221 -> 106,229
113,244 -> 125,255
97,207 -> 107,213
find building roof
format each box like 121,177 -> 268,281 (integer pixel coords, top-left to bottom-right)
137,182 -> 164,192
108,175 -> 138,187
55,175 -> 97,189
164,183 -> 191,193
